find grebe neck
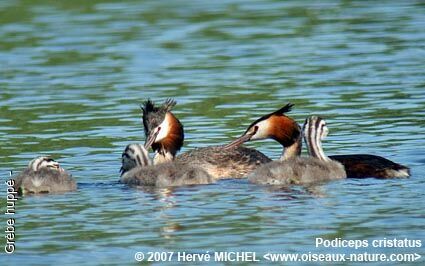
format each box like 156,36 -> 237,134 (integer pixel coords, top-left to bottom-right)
304,116 -> 330,162
306,136 -> 329,161
279,136 -> 302,161
150,112 -> 184,164
153,151 -> 175,164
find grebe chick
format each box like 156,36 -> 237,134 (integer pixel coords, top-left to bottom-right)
141,99 -> 273,179
248,116 -> 346,185
120,143 -> 152,175
120,144 -> 215,187
13,156 -> 76,195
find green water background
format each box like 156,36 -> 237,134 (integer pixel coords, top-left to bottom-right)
1,0 -> 424,265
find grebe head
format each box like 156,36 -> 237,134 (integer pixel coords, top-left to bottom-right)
120,144 -> 151,176
28,156 -> 63,172
224,103 -> 300,149
141,99 -> 184,161
303,116 -> 330,161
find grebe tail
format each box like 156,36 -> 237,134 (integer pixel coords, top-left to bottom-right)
329,154 -> 410,178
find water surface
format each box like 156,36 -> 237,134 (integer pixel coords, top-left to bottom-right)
1,0 -> 424,265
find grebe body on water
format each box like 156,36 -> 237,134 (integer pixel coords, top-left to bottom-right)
248,116 -> 346,185
225,104 -> 410,179
13,156 -> 76,195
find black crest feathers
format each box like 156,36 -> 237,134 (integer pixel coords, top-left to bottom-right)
245,103 -> 294,133
140,98 -> 177,137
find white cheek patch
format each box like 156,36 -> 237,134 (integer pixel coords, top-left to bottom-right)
251,119 -> 271,140
155,113 -> 171,142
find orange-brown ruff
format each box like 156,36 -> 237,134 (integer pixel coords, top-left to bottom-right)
268,115 -> 300,148
224,103 -> 302,161
152,112 -> 183,162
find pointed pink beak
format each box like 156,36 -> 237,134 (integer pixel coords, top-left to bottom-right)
144,129 -> 160,149
223,132 -> 254,150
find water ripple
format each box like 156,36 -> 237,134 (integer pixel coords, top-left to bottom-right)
1,0 -> 424,264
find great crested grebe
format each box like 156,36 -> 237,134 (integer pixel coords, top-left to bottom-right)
248,116 -> 346,185
223,103 -> 302,161
13,156 -> 76,195
225,105 -> 410,179
120,144 -> 214,186
141,99 -> 278,179
142,99 -> 184,165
